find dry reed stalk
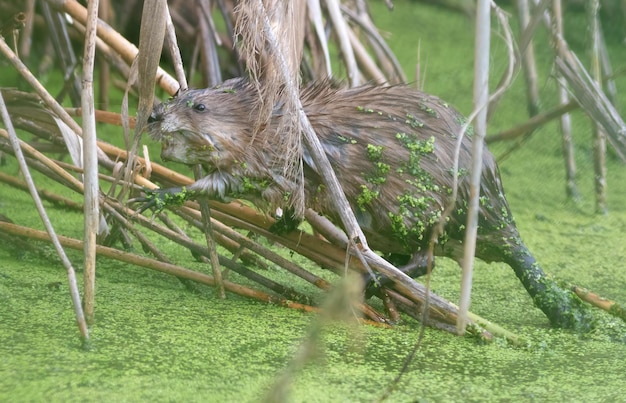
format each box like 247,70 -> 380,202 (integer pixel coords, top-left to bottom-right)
459,0 -> 491,336
346,27 -> 386,84
234,0 -> 307,217
0,221 -> 322,315
307,0 -> 332,78
80,0 -> 100,325
487,101 -> 579,143
0,94 -> 89,343
515,0 -> 540,117
340,4 -> 406,84
46,0 -> 179,95
39,1 -> 82,106
587,0 -> 607,214
551,0 -> 580,200
197,0 -> 222,87
19,0 -> 36,59
193,166 -> 226,298
326,0 -> 359,86
555,52 -> 626,163
97,0 -> 111,110
262,274 -> 366,402
0,171 -> 83,210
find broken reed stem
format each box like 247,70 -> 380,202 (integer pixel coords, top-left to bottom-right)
0,93 -> 89,342
572,286 -> 626,323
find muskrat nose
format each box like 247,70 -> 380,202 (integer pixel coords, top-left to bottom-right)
147,110 -> 162,124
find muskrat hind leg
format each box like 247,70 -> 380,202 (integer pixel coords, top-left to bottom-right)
364,252 -> 433,298
501,239 -> 594,330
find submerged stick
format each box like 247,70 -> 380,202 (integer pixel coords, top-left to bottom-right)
572,286 -> 626,323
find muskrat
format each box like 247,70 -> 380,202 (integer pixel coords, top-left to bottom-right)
141,77 -> 590,329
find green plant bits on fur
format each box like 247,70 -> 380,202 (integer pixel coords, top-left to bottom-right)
148,186 -> 190,213
404,113 -> 424,128
419,101 -> 438,117
366,144 -> 384,161
356,185 -> 379,211
455,114 -> 475,137
337,135 -> 357,144
356,105 -> 375,113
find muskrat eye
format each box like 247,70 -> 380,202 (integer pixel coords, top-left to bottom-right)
194,103 -> 206,112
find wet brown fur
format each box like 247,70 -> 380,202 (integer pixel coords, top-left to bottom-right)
147,78 -> 591,328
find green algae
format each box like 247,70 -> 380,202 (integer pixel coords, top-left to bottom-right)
145,186 -> 190,212
2,3 -> 626,403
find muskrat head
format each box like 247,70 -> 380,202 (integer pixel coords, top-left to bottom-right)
147,79 -> 256,171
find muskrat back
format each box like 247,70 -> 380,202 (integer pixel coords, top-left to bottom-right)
146,77 -> 591,329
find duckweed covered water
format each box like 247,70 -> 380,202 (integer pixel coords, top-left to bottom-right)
2,2 -> 626,402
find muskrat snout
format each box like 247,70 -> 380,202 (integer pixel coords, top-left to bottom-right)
148,105 -> 164,124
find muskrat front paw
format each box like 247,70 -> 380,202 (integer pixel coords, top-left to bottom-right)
130,186 -> 188,214
268,207 -> 302,235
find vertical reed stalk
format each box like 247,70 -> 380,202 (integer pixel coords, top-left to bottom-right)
0,90 -> 89,343
552,0 -> 580,200
516,0 -> 540,117
98,0 -> 111,110
459,0 -> 491,335
588,0 -> 607,214
81,0 -> 100,325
